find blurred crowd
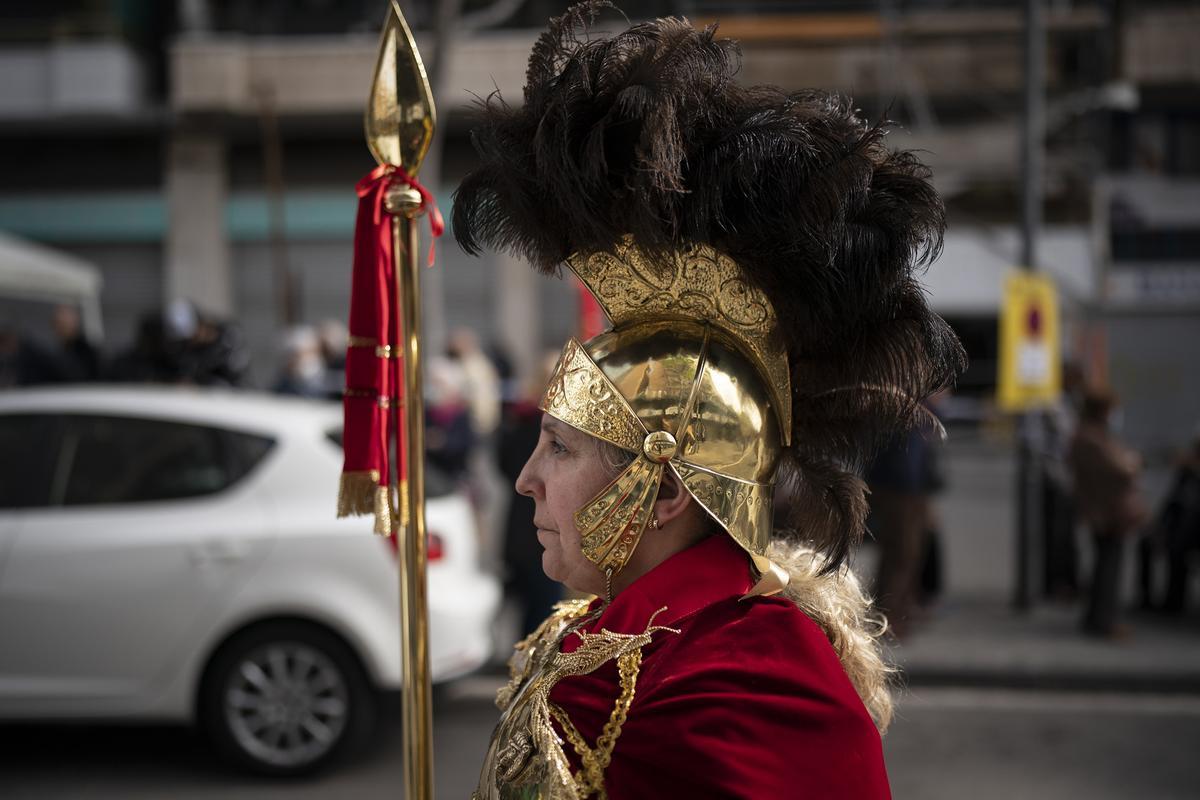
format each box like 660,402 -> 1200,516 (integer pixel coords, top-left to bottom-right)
1037,370 -> 1200,638
1,301 -> 248,389
866,369 -> 1200,642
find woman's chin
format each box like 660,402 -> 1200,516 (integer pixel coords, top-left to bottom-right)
540,552 -> 563,583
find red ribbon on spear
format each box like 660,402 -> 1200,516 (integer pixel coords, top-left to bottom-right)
337,164 -> 441,535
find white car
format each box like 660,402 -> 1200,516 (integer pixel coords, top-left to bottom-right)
0,386 -> 500,774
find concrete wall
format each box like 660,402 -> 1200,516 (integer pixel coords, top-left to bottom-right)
0,42 -> 146,118
170,7 -> 1108,118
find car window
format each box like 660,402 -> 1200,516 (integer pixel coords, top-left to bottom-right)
226,428 -> 275,478
61,415 -> 274,506
0,414 -> 63,509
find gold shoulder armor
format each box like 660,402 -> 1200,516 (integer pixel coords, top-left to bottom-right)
476,606 -> 676,800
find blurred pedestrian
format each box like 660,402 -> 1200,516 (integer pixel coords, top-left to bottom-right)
0,325 -> 58,386
0,306 -> 101,385
868,409 -> 941,639
1041,361 -> 1084,600
487,342 -> 518,405
446,327 -> 501,440
1068,389 -> 1147,638
171,301 -> 249,387
273,325 -> 327,398
50,304 -> 101,382
424,356 -> 475,481
107,311 -> 178,383
317,318 -> 349,399
917,395 -> 948,609
446,327 -> 504,550
1155,430 -> 1200,614
497,351 -> 563,636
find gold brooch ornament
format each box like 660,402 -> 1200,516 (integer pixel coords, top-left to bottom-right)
642,431 -> 677,463
538,238 -> 791,596
474,601 -> 677,800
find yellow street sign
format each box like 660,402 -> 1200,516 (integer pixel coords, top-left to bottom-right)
997,271 -> 1061,411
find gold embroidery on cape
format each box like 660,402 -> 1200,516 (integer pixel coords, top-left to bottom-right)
566,237 -> 792,442
550,647 -> 642,800
540,338 -> 645,455
474,603 -> 677,800
552,647 -> 648,796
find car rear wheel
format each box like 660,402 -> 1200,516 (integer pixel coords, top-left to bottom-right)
200,622 -> 376,775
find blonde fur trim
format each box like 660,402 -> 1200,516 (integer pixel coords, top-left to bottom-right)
767,541 -> 896,733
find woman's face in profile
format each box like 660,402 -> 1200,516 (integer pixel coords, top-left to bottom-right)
515,415 -> 612,596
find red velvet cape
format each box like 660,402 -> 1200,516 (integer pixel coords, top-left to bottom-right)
549,535 -> 892,799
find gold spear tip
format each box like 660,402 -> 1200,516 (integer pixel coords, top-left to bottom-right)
365,0 -> 436,173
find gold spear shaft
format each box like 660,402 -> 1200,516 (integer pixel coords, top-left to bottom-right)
391,188 -> 433,798
367,3 -> 436,797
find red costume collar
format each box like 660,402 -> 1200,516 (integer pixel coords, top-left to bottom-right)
568,534 -> 755,647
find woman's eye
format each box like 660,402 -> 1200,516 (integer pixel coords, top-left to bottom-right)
549,439 -> 567,455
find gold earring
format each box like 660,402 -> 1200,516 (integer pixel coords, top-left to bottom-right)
648,517 -> 660,531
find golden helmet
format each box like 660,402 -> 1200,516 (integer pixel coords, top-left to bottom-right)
539,238 -> 793,595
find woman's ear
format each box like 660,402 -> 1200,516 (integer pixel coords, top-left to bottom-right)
653,469 -> 693,526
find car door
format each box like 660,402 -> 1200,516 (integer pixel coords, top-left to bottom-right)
0,413 -> 277,717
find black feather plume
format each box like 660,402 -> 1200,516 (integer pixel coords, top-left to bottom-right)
453,2 -> 966,570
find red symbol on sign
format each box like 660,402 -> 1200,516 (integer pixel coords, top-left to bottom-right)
1025,306 -> 1042,338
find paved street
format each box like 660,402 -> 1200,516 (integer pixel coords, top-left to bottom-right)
885,687 -> 1200,800
3,434 -> 1198,798
4,682 -> 1200,799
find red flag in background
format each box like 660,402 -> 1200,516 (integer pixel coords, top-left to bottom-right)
578,276 -> 606,341
338,165 -> 404,535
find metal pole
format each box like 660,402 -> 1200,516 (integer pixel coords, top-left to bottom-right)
1021,0 -> 1045,272
1015,0 -> 1046,612
256,85 -> 296,327
365,5 -> 437,794
390,186 -> 433,799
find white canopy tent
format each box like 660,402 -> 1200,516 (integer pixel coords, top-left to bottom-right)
0,231 -> 104,341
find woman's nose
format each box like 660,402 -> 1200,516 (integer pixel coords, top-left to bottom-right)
514,453 -> 540,498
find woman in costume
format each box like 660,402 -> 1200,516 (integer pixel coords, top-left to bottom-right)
455,4 -> 965,798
